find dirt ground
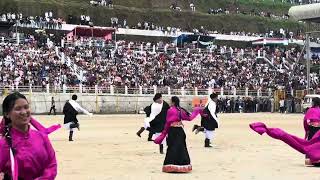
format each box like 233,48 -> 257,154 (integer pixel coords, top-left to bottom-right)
34,113 -> 320,180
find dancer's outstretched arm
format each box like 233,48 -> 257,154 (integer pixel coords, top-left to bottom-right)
250,122 -> 320,161
250,122 -> 306,154
0,117 -> 61,137
181,107 -> 202,121
30,117 -> 61,135
70,101 -> 93,116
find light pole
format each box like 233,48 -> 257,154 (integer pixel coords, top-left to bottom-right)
303,30 -> 320,94
306,32 -> 311,94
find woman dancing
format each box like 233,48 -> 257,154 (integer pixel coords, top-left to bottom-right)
0,92 -> 57,179
154,96 -> 202,173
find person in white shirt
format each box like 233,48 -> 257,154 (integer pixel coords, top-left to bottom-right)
80,15 -> 85,25
11,14 -> 15,21
63,94 -> 93,141
192,93 -> 219,147
190,3 -> 195,11
136,93 -> 170,154
279,98 -> 285,113
85,16 -> 90,24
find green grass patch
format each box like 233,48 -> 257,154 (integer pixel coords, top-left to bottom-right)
0,0 -> 307,34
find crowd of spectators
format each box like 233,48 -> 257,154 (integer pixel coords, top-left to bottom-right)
216,96 -> 304,113
60,39 -> 319,92
0,31 -> 319,95
0,37 -> 76,89
0,12 -> 65,30
207,7 -> 290,21
90,0 -> 113,8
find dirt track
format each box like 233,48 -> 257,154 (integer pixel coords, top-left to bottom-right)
34,113 -> 319,180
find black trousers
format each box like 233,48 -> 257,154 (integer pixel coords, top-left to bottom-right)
49,106 -> 56,115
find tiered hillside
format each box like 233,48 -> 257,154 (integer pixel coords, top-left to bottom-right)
0,0 -> 308,33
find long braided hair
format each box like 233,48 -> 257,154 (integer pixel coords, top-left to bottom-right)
171,96 -> 190,120
2,92 -> 28,155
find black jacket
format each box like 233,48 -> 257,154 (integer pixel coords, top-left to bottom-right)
63,101 -> 78,124
144,105 -> 151,117
149,101 -> 170,133
201,103 -> 219,130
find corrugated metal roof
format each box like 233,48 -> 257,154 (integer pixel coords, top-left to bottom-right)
289,3 -> 320,22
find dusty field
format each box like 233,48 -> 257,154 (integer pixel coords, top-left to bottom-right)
34,113 -> 320,180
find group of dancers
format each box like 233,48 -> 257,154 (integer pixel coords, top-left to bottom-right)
136,93 -> 220,173
1,90 -> 320,179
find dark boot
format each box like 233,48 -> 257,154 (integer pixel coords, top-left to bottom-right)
69,131 -> 74,141
192,125 -> 199,132
147,131 -> 153,141
136,127 -> 145,137
159,144 -> 164,154
205,138 -> 212,148
195,127 -> 205,134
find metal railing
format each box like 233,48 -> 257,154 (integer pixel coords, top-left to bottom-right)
0,85 -> 290,98
62,41 -> 257,56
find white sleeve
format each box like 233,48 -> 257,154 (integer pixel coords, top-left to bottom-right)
145,103 -> 162,123
72,101 -> 91,115
208,102 -> 218,121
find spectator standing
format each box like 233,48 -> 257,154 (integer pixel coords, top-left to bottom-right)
280,98 -> 285,113
48,97 -> 56,115
270,97 -> 275,113
108,0 -> 113,8
190,2 -> 195,12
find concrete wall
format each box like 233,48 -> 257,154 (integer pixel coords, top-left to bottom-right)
0,93 -> 205,114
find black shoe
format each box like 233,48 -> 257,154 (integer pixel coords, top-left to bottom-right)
69,131 -> 74,141
148,131 -> 153,141
159,144 -> 164,154
136,127 -> 145,137
195,127 -> 205,134
192,125 -> 199,132
205,138 -> 212,148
